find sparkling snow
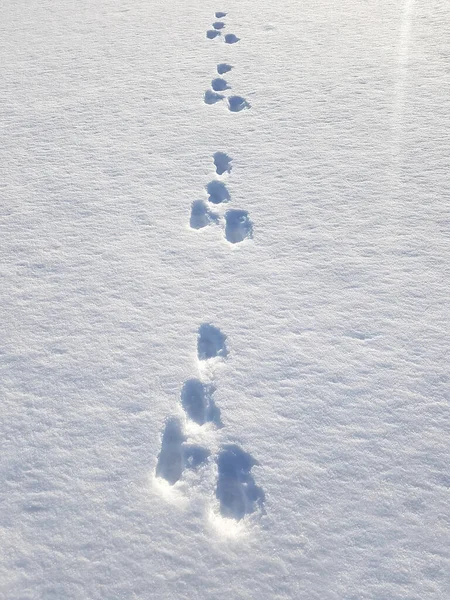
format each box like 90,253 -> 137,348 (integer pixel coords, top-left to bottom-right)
1,0 -> 449,598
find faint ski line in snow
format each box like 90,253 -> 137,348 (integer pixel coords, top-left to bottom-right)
392,0 -> 414,169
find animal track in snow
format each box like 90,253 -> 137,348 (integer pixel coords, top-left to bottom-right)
181,379 -> 222,426
213,152 -> 232,175
225,209 -> 253,243
198,323 -> 228,361
206,180 -> 230,204
211,78 -> 230,92
155,418 -> 185,485
224,33 -> 240,44
156,418 -> 209,485
155,324 -> 264,521
228,96 -> 250,112
190,155 -> 252,245
158,11 -> 263,515
204,90 -> 225,105
216,445 -> 265,520
217,63 -> 233,75
190,200 -> 219,230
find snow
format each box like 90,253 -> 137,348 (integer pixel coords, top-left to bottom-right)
1,0 -> 449,598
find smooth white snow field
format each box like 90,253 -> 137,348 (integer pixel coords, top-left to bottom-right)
1,0 -> 449,598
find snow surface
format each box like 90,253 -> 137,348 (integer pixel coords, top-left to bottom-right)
1,0 -> 450,598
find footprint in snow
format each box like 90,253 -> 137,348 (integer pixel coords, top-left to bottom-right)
190,199 -> 219,230
213,152 -> 232,175
215,11 -> 227,18
217,63 -> 233,75
224,33 -> 240,44
225,209 -> 253,243
204,90 -> 225,105
227,96 -> 250,112
213,21 -> 226,30
206,180 -> 230,204
207,29 -> 221,39
156,418 -> 209,485
155,418 -> 184,485
198,323 -> 228,361
216,444 -> 265,520
181,379 -> 222,427
211,78 -> 230,92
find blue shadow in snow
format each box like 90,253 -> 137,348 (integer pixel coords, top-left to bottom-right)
155,418 -> 185,485
156,418 -> 210,485
213,151 -> 232,175
181,379 -> 222,426
197,324 -> 228,360
212,78 -> 230,92
206,180 -> 230,204
190,200 -> 219,229
228,96 -> 250,112
217,63 -> 233,75
204,90 -> 225,105
224,33 -> 240,44
216,445 -> 265,520
225,209 -> 253,243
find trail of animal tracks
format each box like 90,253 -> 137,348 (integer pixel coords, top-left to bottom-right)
1,0 -> 449,598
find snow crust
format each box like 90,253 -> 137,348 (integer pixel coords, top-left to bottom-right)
1,0 -> 449,598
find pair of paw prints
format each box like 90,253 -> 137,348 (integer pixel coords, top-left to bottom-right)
190,153 -> 253,244
155,325 -> 265,521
